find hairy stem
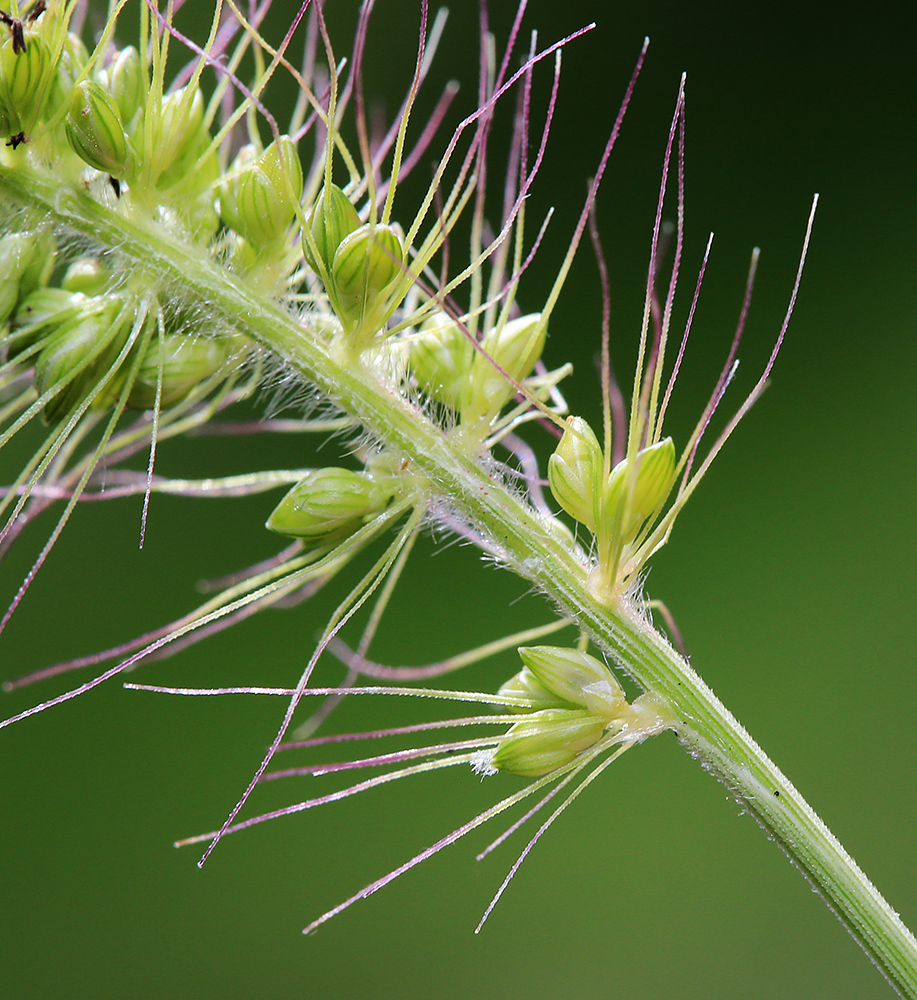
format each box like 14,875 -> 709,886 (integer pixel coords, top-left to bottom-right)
3,165 -> 915,997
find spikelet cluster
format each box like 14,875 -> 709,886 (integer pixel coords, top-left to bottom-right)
0,0 -> 815,945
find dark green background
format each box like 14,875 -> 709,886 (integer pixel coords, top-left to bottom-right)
2,2 -> 915,998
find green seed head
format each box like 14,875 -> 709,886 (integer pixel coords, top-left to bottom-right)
517,645 -> 625,718
159,128 -> 217,196
219,136 -> 303,248
604,437 -> 676,542
156,84 -> 206,178
490,708 -> 607,777
331,223 -> 404,339
32,298 -> 128,424
409,311 -> 473,410
128,334 -> 231,409
62,257 -> 112,296
497,666 -> 570,713
302,183 -> 362,276
266,467 -> 391,541
465,313 -> 546,421
13,287 -> 81,331
219,145 -> 255,230
106,45 -> 144,124
17,228 -> 56,301
0,30 -> 54,135
547,416 -> 602,532
66,80 -> 131,178
0,229 -> 56,324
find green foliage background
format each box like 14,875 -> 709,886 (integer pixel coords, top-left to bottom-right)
2,2 -> 914,997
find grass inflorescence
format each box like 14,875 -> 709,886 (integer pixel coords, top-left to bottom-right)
1,2 -> 914,994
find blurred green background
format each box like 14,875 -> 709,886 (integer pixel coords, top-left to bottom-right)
2,1 -> 915,998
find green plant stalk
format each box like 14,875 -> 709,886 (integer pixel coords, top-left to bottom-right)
4,164 -> 916,997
